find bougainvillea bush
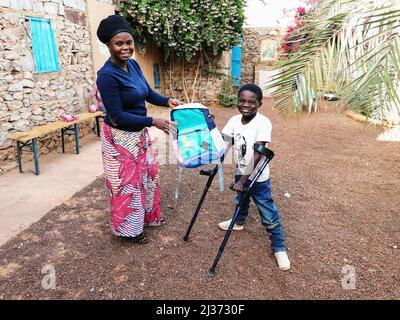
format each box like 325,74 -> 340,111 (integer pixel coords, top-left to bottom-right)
269,0 -> 400,122
119,0 -> 245,61
281,5 -> 316,55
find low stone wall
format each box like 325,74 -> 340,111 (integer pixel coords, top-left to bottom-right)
0,1 -> 95,174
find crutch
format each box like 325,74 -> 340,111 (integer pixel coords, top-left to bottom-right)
208,144 -> 274,277
183,134 -> 233,242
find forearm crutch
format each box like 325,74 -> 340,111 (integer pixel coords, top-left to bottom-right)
208,144 -> 274,277
183,134 -> 233,242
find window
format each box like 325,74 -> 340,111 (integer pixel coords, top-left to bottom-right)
260,39 -> 278,61
153,63 -> 160,88
29,17 -> 60,73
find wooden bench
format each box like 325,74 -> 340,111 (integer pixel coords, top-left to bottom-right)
8,111 -> 105,175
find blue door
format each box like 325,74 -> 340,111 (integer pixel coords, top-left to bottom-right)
29,17 -> 60,73
231,45 -> 242,87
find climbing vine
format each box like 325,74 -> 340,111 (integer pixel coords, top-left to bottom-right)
119,0 -> 245,61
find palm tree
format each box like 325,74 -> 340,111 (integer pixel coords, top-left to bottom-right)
268,0 -> 400,125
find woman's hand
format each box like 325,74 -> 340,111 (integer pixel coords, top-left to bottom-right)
167,98 -> 182,109
153,118 -> 173,134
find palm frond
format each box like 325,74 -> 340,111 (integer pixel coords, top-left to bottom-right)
267,0 -> 400,123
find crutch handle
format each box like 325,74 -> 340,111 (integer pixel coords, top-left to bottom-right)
253,143 -> 274,160
229,182 -> 248,193
200,169 -> 213,176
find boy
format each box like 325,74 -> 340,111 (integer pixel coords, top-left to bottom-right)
218,83 -> 290,271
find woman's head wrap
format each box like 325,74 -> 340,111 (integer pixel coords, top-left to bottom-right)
97,15 -> 132,44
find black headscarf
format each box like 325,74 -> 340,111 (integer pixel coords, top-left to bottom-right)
96,15 -> 132,44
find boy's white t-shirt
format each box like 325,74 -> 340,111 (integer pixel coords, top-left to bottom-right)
222,112 -> 272,182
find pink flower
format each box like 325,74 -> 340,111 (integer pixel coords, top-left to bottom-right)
297,7 -> 306,15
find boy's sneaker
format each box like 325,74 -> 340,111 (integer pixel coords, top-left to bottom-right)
218,219 -> 244,231
274,251 -> 291,271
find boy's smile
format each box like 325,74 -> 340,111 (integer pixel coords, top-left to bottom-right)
237,90 -> 262,123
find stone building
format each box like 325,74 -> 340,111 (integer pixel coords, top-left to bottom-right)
165,27 -> 285,107
0,0 -> 96,173
0,0 -> 166,174
0,1 -> 281,175
241,27 -> 284,96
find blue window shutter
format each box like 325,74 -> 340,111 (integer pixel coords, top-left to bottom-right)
30,17 -> 60,73
153,63 -> 160,88
231,45 -> 242,87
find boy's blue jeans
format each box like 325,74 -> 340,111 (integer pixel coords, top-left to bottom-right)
234,176 -> 286,253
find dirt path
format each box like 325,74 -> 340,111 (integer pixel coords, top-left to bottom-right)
0,99 -> 399,300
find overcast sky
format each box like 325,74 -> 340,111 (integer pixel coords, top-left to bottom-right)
244,0 -> 306,28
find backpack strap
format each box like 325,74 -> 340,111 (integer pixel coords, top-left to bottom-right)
175,166 -> 184,200
218,162 -> 224,192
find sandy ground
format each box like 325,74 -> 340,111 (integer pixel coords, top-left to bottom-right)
0,134 -> 104,247
0,99 -> 399,300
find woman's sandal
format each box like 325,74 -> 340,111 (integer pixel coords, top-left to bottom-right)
131,232 -> 149,244
145,217 -> 166,228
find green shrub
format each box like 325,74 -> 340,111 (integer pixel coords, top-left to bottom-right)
218,77 -> 238,108
119,0 -> 245,61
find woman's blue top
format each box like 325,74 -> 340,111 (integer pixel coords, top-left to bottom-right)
97,59 -> 169,132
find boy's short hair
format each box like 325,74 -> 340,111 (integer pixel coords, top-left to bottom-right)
238,84 -> 263,103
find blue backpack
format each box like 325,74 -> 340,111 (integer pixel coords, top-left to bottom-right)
170,103 -> 226,198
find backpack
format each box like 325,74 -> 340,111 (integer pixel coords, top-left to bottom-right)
170,103 -> 226,198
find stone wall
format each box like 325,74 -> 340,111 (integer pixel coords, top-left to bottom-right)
241,27 -> 284,87
0,0 -> 94,174
241,28 -> 260,86
164,53 -> 230,107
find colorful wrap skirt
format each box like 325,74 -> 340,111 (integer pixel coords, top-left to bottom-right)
101,123 -> 161,237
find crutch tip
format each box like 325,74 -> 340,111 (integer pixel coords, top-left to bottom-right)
207,270 -> 216,278
183,235 -> 189,242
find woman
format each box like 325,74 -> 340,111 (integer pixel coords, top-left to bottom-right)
96,15 -> 180,244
